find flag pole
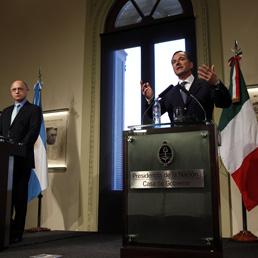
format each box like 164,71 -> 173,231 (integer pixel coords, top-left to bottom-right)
229,41 -> 257,242
231,199 -> 257,242
26,68 -> 50,233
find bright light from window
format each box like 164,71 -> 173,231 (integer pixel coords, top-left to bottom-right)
123,47 -> 141,129
112,40 -> 186,190
155,39 -> 185,123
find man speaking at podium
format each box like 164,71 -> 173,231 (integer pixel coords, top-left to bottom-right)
0,80 -> 42,243
141,50 -> 232,123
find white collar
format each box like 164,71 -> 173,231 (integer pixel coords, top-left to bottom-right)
14,99 -> 27,108
179,74 -> 194,91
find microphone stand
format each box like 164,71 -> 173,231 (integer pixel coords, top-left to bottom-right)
179,85 -> 209,125
25,193 -> 51,233
189,93 -> 209,125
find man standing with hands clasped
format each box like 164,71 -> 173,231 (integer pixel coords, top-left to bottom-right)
0,80 -> 42,243
141,50 -> 232,123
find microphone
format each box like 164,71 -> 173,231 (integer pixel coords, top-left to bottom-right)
158,84 -> 174,98
178,85 -> 208,123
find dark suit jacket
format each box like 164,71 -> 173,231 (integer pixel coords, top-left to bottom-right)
0,100 -> 42,169
146,78 -> 232,124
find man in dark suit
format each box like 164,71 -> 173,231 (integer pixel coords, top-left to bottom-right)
0,80 -> 42,243
141,50 -> 232,123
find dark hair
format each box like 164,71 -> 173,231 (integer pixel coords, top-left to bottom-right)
171,50 -> 193,62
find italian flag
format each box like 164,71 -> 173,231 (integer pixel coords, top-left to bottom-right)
218,54 -> 258,211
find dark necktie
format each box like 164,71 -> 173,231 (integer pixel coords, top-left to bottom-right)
180,81 -> 188,104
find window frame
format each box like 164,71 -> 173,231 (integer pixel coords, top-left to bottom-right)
99,16 -> 196,233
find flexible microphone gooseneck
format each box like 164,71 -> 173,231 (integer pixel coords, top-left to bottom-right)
179,85 -> 208,124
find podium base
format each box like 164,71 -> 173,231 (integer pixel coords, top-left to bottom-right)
232,230 -> 258,242
121,246 -> 222,258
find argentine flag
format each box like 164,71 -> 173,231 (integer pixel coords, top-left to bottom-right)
28,81 -> 48,201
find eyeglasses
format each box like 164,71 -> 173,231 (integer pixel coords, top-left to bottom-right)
10,87 -> 26,92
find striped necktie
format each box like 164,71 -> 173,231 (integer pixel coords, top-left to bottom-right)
11,104 -> 21,124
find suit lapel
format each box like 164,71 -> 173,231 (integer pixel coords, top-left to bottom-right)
189,78 -> 202,95
6,105 -> 14,127
185,79 -> 203,105
10,101 -> 29,127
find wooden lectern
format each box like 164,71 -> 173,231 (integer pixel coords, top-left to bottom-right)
121,123 -> 222,258
0,139 -> 25,250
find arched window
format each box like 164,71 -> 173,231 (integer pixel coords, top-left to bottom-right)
105,0 -> 193,31
99,0 -> 196,232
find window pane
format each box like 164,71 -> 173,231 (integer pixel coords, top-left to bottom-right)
113,50 -> 127,190
123,47 -> 141,129
135,0 -> 157,16
154,39 -> 185,123
115,1 -> 142,28
115,0 -> 184,28
112,47 -> 141,190
153,0 -> 183,19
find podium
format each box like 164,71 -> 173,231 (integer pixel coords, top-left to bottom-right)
0,140 -> 25,250
121,124 -> 222,258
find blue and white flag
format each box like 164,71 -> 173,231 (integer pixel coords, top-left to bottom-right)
28,81 -> 48,201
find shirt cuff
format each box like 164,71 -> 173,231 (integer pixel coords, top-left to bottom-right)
146,96 -> 154,104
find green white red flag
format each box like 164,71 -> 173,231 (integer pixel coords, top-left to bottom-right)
218,51 -> 258,211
